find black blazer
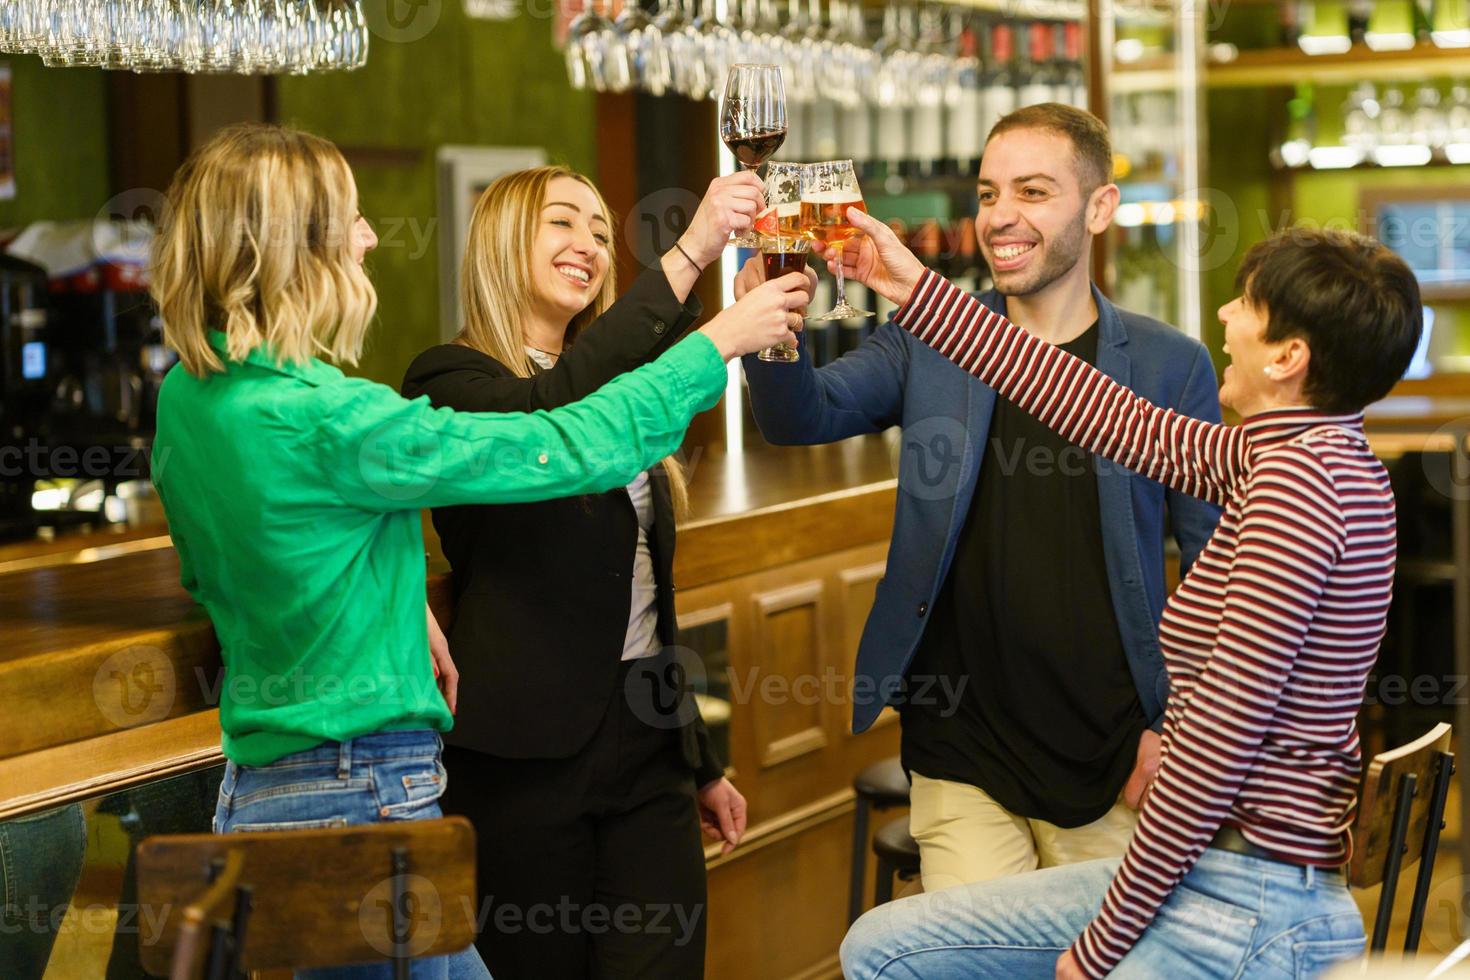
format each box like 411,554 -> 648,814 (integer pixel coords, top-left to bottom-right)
401,267 -> 724,787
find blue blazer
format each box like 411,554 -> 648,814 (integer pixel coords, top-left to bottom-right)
743,285 -> 1224,734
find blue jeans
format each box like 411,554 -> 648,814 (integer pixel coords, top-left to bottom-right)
841,849 -> 1364,979
0,804 -> 87,980
215,729 -> 491,980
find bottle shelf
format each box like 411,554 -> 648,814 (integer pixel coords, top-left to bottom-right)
1114,42 -> 1470,93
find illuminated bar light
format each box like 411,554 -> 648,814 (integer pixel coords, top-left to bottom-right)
1307,146 -> 1365,169
1446,143 -> 1470,164
1372,144 -> 1434,167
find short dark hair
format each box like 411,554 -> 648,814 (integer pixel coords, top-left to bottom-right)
986,103 -> 1113,193
1235,228 -> 1422,414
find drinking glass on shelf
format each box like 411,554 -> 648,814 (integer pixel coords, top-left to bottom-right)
800,158 -> 872,320
720,63 -> 787,246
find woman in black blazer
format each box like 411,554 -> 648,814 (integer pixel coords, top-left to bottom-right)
403,166 -> 783,979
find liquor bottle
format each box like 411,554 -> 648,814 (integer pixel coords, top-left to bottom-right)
1279,0 -> 1301,46
1058,21 -> 1087,110
983,20 -> 1018,135
1434,0 -> 1470,46
1018,22 -> 1055,108
1298,1 -> 1354,54
1366,0 -> 1419,49
873,3 -> 909,183
911,4 -> 948,177
1348,0 -> 1372,44
842,0 -> 874,178
947,16 -> 985,178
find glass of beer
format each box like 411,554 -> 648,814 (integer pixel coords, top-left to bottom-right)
755,236 -> 809,362
800,159 -> 874,320
720,64 -> 787,247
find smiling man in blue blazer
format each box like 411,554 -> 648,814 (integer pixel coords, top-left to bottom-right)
737,104 -> 1222,895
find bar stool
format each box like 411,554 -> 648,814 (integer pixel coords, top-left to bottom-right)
850,756 -> 911,923
135,816 -> 478,979
872,816 -> 921,906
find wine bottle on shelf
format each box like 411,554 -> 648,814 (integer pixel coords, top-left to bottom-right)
1058,21 -> 1086,109
842,0 -> 875,179
1348,0 -> 1372,44
983,20 -> 1019,135
1018,22 -> 1056,108
1278,0 -> 1301,46
911,5 -> 948,178
947,16 -> 984,178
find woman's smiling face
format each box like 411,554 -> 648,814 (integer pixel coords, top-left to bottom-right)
528,176 -> 611,326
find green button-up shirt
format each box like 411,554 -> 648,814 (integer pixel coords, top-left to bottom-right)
152,329 -> 725,766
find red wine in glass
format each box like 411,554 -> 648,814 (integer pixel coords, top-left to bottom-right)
724,128 -> 787,169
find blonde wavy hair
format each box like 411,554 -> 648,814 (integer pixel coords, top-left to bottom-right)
458,165 -> 689,514
151,123 -> 377,377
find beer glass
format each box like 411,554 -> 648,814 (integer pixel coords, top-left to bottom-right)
755,236 -> 809,362
800,159 -> 873,320
754,161 -> 808,362
721,63 -> 787,246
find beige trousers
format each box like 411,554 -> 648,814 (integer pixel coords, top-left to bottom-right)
908,772 -> 1139,892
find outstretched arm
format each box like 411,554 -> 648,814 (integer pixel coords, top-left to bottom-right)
829,208 -> 1246,506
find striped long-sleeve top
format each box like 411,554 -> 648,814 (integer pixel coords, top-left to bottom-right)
893,270 -> 1395,978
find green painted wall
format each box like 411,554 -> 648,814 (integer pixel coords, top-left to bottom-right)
275,4 -> 598,385
0,57 -> 109,228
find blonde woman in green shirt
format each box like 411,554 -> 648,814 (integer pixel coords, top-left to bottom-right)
148,123 -> 808,980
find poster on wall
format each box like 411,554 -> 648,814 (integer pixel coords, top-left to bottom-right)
0,64 -> 13,201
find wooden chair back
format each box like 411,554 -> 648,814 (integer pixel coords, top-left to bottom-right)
1348,722 -> 1455,953
167,849 -> 246,980
136,816 -> 476,976
1349,722 -> 1453,888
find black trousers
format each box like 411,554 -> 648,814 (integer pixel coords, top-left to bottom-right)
442,663 -> 708,980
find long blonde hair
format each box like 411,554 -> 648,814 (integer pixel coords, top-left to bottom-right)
151,123 -> 376,377
458,165 -> 689,515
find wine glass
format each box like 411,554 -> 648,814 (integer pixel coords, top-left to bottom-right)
800,159 -> 872,320
720,63 -> 787,247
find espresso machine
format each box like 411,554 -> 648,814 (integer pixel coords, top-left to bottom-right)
0,235 -> 173,541
0,252 -> 52,538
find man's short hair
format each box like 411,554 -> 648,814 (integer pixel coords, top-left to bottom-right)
1236,228 -> 1423,414
986,103 -> 1114,193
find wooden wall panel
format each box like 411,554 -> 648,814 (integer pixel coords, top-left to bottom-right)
751,580 -> 829,769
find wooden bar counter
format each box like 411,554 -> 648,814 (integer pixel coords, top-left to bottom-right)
0,434 -> 907,980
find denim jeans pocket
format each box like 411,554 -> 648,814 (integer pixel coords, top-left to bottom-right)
1291,935 -> 1363,978
375,759 -> 448,820
1138,880 -> 1258,979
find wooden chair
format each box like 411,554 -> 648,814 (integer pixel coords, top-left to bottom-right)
1348,722 -> 1456,953
135,816 -> 477,979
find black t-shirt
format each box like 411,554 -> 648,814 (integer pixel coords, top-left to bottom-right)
899,321 -> 1148,828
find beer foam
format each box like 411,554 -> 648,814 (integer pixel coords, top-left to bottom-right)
802,190 -> 864,205
777,202 -> 800,216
